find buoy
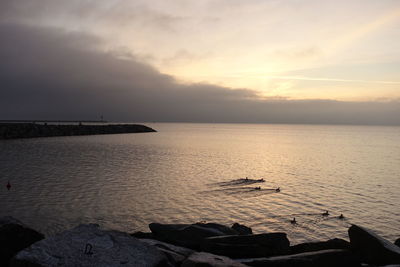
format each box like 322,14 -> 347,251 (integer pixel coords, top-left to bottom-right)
6,181 -> 11,190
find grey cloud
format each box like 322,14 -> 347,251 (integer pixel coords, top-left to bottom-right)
0,0 -> 187,33
0,22 -> 399,125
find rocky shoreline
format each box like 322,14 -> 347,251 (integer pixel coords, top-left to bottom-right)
1,217 -> 400,266
0,123 -> 156,139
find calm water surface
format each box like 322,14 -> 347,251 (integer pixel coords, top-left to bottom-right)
1,123 -> 399,244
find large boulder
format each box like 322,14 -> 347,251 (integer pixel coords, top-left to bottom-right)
0,216 -> 44,266
239,249 -> 360,267
201,233 -> 290,258
181,252 -> 248,267
290,238 -> 350,254
148,223 -> 238,249
231,223 -> 252,235
10,224 -> 170,267
140,238 -> 195,265
348,224 -> 400,265
130,231 -> 154,239
395,238 -> 400,248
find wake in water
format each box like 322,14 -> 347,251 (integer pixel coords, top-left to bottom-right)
212,177 -> 266,187
203,177 -> 281,197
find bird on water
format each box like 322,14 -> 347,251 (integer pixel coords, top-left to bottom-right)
291,217 -> 296,224
322,210 -> 329,216
6,181 -> 11,190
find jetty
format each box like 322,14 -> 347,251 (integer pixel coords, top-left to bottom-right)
0,121 -> 156,139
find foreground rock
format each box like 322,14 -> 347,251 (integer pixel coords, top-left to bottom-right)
130,231 -> 154,239
231,223 -> 252,235
10,224 -> 170,267
181,252 -> 248,267
140,238 -> 195,265
290,238 -> 350,254
239,249 -> 360,267
395,238 -> 400,248
348,224 -> 400,265
201,233 -> 290,258
0,217 -> 44,266
149,223 -> 239,249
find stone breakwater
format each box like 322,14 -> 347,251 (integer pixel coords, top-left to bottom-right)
0,123 -> 156,139
1,217 -> 400,267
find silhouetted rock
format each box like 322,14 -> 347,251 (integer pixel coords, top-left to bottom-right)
0,217 -> 44,267
10,224 -> 169,267
395,238 -> 400,248
201,233 -> 290,258
0,123 -> 156,139
290,238 -> 350,254
239,249 -> 360,267
148,223 -> 238,249
130,231 -> 154,239
348,224 -> 400,265
140,238 -> 195,265
181,252 -> 247,267
231,223 -> 252,235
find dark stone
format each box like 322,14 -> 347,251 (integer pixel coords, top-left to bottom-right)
348,224 -> 400,265
148,223 -> 238,249
0,217 -> 44,267
130,231 -> 154,239
290,238 -> 350,254
181,252 -> 247,267
139,238 -> 195,265
239,249 -> 361,267
194,223 -> 239,235
231,223 -> 252,235
395,238 -> 400,248
201,233 -> 290,258
10,224 -> 170,267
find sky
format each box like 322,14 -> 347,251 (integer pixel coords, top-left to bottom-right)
0,0 -> 399,125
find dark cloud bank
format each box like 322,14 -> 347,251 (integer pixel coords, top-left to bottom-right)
0,23 -> 399,125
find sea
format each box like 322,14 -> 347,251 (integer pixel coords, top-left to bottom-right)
1,123 -> 399,244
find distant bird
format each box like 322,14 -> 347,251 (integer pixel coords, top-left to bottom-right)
6,181 -> 11,191
245,177 -> 249,181
254,186 -> 261,190
339,214 -> 344,219
258,178 -> 265,182
275,187 -> 280,192
322,210 -> 329,216
291,217 -> 296,224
